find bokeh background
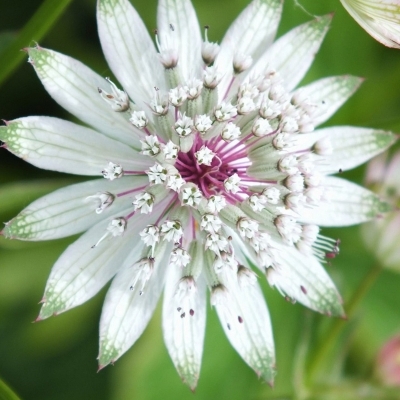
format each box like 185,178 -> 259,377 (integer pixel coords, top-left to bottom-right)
1,0 -> 400,399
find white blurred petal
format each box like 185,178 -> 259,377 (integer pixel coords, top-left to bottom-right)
300,176 -> 391,227
3,176 -> 147,240
0,117 -> 151,175
250,15 -> 331,91
157,0 -> 202,81
97,0 -> 165,109
27,46 -> 140,148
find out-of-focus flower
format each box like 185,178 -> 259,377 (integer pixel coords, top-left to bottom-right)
340,0 -> 400,48
376,334 -> 400,386
363,152 -> 400,271
0,0 -> 396,389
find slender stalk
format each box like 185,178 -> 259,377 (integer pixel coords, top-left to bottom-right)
0,0 -> 74,87
0,378 -> 21,400
307,263 -> 383,383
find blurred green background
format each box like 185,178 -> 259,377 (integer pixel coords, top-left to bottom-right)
1,0 -> 400,399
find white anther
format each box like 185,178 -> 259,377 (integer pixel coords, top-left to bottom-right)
278,155 -> 299,175
252,117 -> 273,137
237,96 -> 256,115
262,186 -> 281,204
205,233 -> 228,253
195,114 -> 213,134
214,102 -> 237,122
133,192 -> 154,214
203,66 -> 223,89
169,87 -> 187,107
280,116 -> 299,133
161,140 -> 179,160
141,135 -> 160,156
221,122 -> 241,141
170,246 -> 191,268
129,258 -> 154,295
237,218 -> 259,239
195,145 -> 215,166
85,192 -> 115,214
175,114 -> 194,137
98,78 -> 130,112
233,52 -> 253,74
130,110 -> 148,129
92,217 -> 126,248
184,78 -> 203,100
275,215 -> 302,245
200,213 -> 222,233
102,162 -> 123,180
160,220 -> 183,243
140,225 -> 160,249
180,184 -> 202,207
146,163 -> 168,185
167,174 -> 186,192
249,193 -> 267,211
224,173 -> 241,194
206,195 -> 226,213
259,98 -> 282,119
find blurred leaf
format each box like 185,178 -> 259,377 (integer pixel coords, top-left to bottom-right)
0,378 -> 20,400
0,179 -> 75,222
0,32 -> 17,55
0,0 -> 74,88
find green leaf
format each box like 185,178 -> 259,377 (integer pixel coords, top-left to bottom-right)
0,0 -> 74,87
0,377 -> 21,400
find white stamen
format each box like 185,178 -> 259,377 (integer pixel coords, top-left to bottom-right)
98,78 -> 130,112
160,220 -> 183,243
133,192 -> 154,214
102,162 -> 123,180
170,246 -> 191,268
214,102 -> 237,122
85,192 -> 115,214
147,163 -> 168,185
141,135 -> 160,156
195,145 -> 215,166
221,122 -> 241,141
130,111 -> 148,129
175,114 -> 194,137
224,173 -> 241,194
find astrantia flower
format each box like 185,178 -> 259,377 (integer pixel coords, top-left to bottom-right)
340,0 -> 400,48
0,0 -> 396,389
363,152 -> 400,271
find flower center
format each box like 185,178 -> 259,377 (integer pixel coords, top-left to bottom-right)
175,135 -> 249,199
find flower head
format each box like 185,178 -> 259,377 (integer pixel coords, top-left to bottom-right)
362,152 -> 400,271
340,0 -> 400,48
0,0 -> 396,389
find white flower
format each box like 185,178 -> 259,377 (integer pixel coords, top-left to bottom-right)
362,153 -> 400,271
0,0 -> 396,390
340,0 -> 400,48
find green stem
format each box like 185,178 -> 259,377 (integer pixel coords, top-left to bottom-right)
0,0 -> 74,87
307,263 -> 382,383
0,378 -> 21,400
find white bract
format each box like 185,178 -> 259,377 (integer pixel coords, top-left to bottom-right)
340,0 -> 400,48
0,0 -> 396,390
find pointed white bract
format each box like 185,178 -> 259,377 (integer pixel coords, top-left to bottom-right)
340,0 -> 400,48
2,0 -> 396,389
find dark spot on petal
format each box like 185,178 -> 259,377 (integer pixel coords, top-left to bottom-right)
339,168 -> 343,173
181,312 -> 186,318
190,309 -> 194,316
227,323 -> 231,330
238,316 -> 243,323
300,285 -> 307,294
177,307 -> 182,312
